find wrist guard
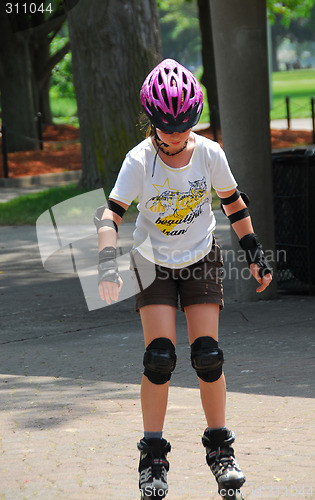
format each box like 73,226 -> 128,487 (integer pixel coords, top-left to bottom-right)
239,233 -> 273,278
98,246 -> 120,285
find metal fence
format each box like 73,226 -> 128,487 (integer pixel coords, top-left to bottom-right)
272,96 -> 315,143
272,148 -> 315,294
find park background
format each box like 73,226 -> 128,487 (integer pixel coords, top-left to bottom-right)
1,0 -> 315,181
1,0 -> 315,300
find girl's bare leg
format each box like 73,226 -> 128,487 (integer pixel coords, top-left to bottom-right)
185,303 -> 226,428
139,304 -> 177,432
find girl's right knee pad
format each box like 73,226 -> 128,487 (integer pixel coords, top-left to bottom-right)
143,337 -> 177,385
190,336 -> 224,382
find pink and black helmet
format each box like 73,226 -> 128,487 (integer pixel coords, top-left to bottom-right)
140,58 -> 203,133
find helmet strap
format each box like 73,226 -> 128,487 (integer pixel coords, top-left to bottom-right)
152,141 -> 162,178
155,133 -> 188,156
152,127 -> 170,150
151,130 -> 189,178
160,139 -> 188,157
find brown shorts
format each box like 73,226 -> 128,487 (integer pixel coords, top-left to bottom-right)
131,238 -> 224,312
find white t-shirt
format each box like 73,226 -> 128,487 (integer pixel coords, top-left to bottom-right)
110,132 -> 237,268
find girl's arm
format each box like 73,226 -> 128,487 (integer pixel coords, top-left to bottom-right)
97,199 -> 129,251
96,199 -> 129,304
216,188 -> 272,293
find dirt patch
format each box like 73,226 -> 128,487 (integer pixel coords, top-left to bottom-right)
0,124 -> 313,178
0,125 -> 81,178
197,126 -> 313,150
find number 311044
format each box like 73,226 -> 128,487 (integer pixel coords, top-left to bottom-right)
6,3 -> 53,14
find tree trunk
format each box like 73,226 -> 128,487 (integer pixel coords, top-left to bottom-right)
67,0 -> 161,190
197,0 -> 220,129
32,36 -> 53,125
1,34 -> 38,152
39,79 -> 53,125
0,3 -> 68,152
210,0 -> 277,301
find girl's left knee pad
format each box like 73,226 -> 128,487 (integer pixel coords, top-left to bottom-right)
143,337 -> 177,385
190,336 -> 224,382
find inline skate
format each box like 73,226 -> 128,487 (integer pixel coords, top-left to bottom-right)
202,428 -> 245,500
138,437 -> 171,499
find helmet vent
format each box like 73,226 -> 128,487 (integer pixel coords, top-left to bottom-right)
152,85 -> 158,100
172,97 -> 178,115
161,88 -> 170,108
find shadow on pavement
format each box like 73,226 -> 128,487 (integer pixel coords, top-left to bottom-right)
0,223 -> 314,435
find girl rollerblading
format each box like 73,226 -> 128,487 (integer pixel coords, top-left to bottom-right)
96,58 -> 272,499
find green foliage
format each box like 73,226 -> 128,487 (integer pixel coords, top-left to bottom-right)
193,66 -> 209,124
159,0 -> 201,67
50,34 -> 74,98
268,0 -> 315,26
49,30 -> 77,124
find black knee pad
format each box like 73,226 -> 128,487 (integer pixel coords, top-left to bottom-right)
191,336 -> 224,383
143,338 -> 177,385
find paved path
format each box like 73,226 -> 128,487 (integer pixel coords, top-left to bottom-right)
270,118 -> 314,131
0,209 -> 314,499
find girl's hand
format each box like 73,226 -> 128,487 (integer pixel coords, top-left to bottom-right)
99,276 -> 123,304
250,263 -> 272,293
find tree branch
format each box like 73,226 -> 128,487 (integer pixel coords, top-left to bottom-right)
31,11 -> 67,42
37,41 -> 71,85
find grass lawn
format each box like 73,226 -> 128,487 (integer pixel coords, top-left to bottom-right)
0,184 -> 139,226
0,184 -> 219,226
271,68 -> 315,120
0,184 -> 138,226
0,185 -> 87,226
50,95 -> 79,127
197,68 -> 315,124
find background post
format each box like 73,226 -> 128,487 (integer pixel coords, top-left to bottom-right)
210,0 -> 277,301
1,124 -> 9,178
